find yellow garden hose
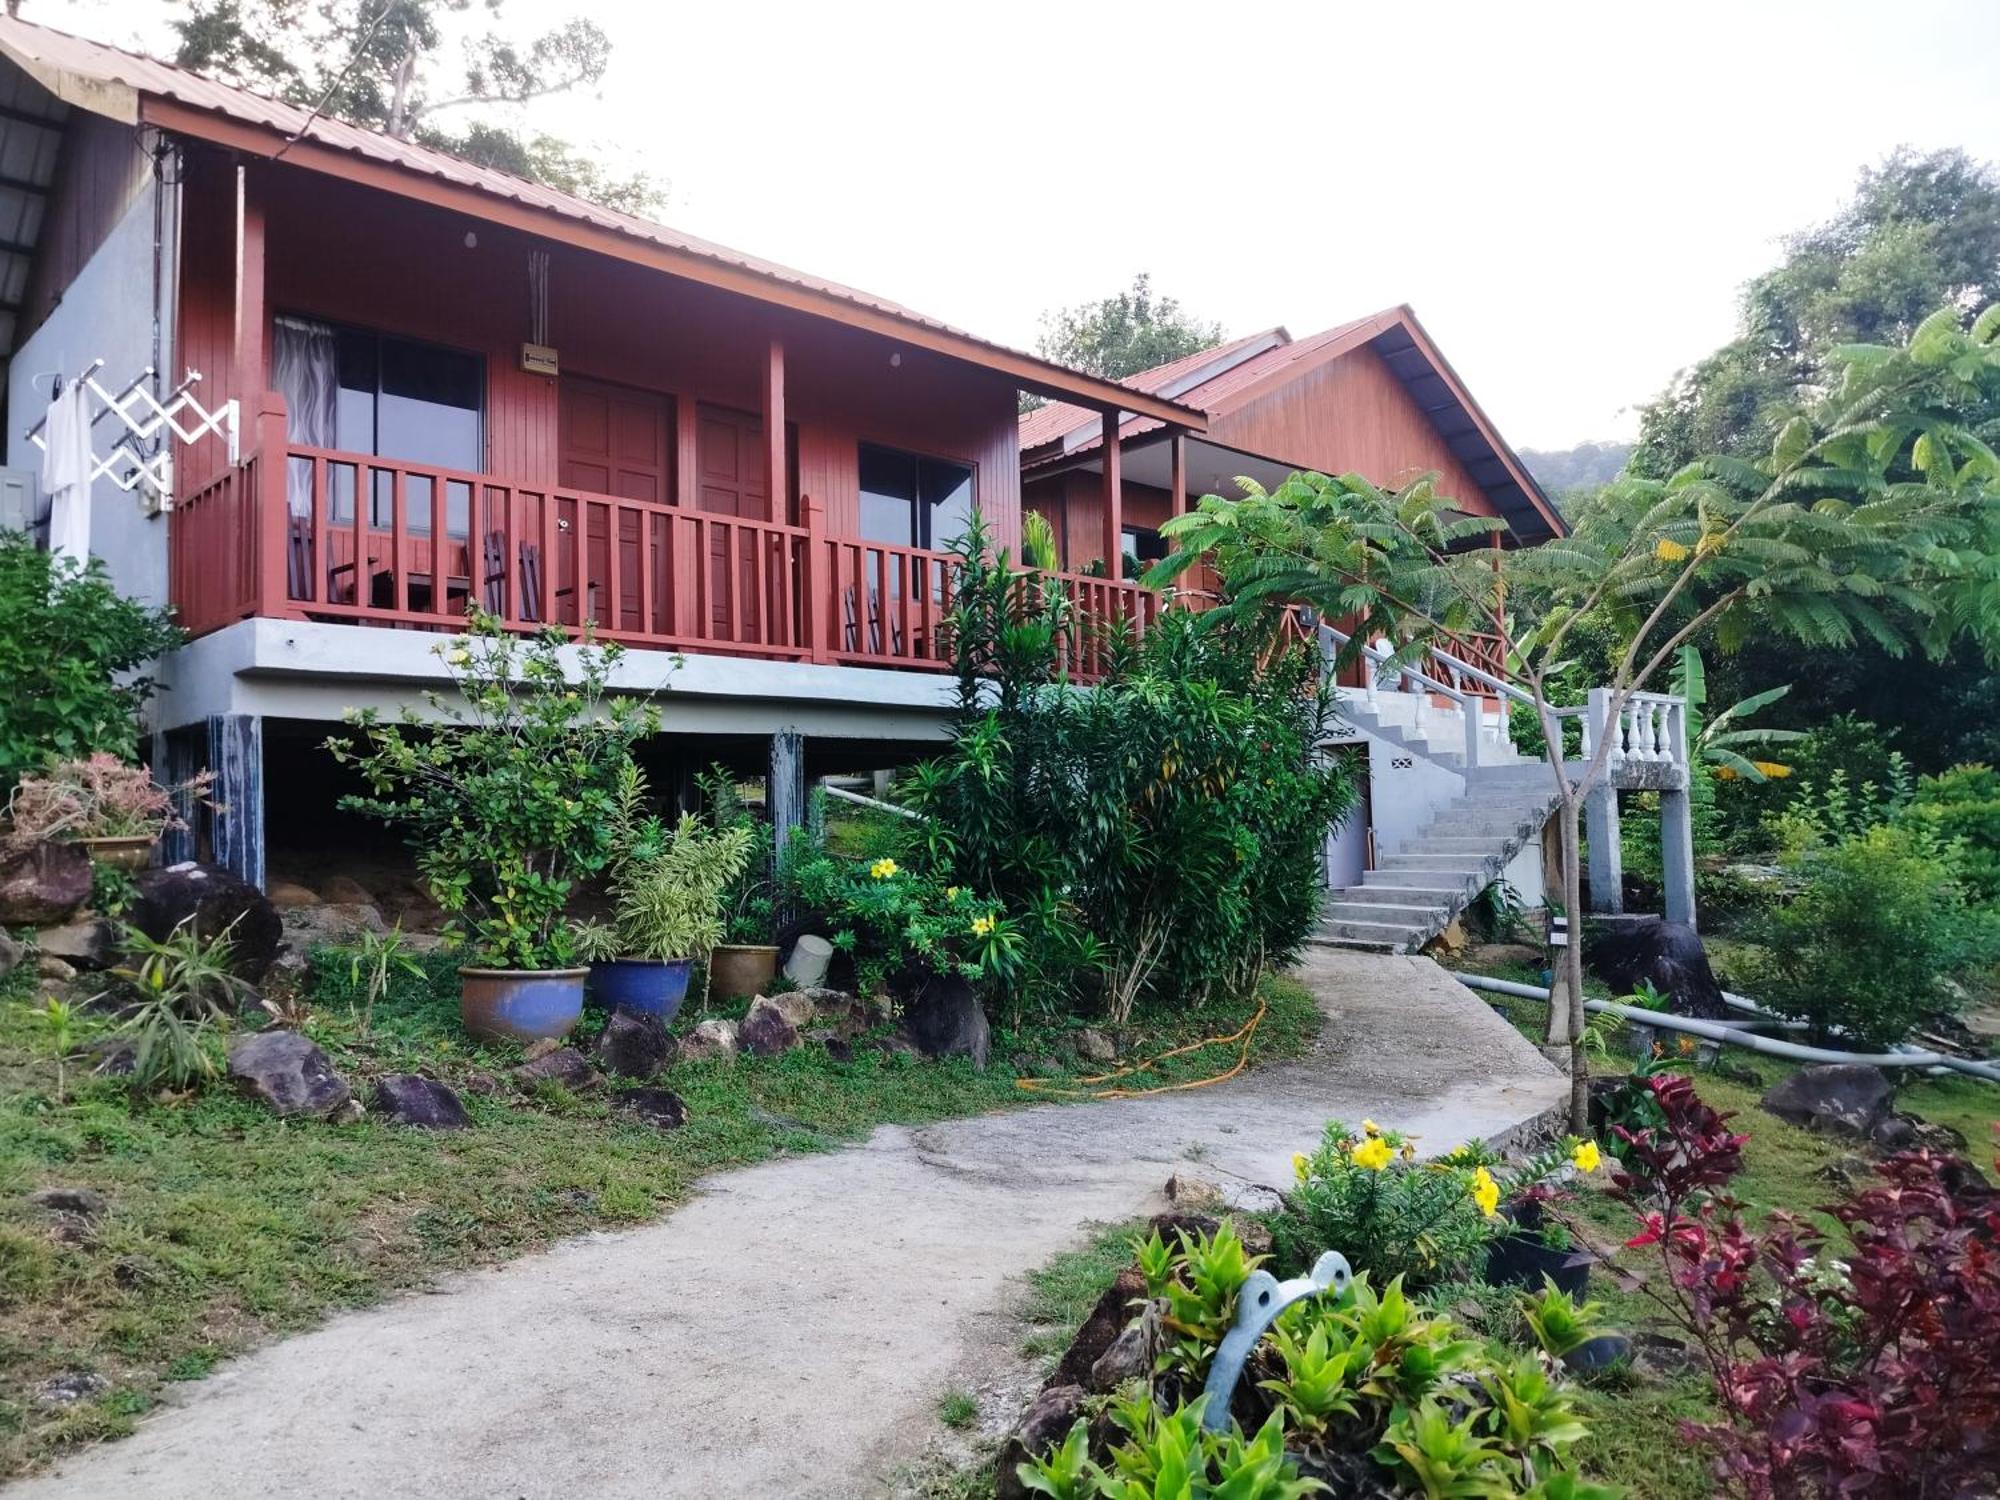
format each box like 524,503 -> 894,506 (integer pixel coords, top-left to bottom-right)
1015,997 -> 1269,1100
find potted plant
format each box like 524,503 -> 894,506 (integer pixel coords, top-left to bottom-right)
576,763 -> 751,1020
697,766 -> 782,1000
329,611 -> 657,1043
4,752 -> 207,869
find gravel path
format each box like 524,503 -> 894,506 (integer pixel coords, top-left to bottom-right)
9,950 -> 1562,1499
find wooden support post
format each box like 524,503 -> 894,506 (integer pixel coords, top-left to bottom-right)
206,713 -> 265,891
1101,408 -> 1122,580
768,729 -> 806,891
674,397 -> 698,511
801,491 -> 831,664
764,337 -> 786,524
1170,430 -> 1188,516
232,164 -> 266,414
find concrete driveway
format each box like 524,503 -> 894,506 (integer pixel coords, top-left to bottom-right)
8,950 -> 1562,1500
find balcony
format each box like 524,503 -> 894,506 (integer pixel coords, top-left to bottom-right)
169,414 -> 1159,685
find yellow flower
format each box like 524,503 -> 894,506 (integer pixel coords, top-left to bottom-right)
970,914 -> 995,937
1361,1119 -> 1380,1136
946,886 -> 962,901
1471,1165 -> 1501,1218
1350,1136 -> 1393,1172
1655,537 -> 1691,562
1400,1141 -> 1416,1162
1572,1140 -> 1602,1174
1292,1152 -> 1311,1184
869,858 -> 900,880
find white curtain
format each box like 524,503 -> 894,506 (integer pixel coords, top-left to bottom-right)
272,316 -> 337,517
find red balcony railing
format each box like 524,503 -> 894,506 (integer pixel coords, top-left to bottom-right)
171,412 -> 1158,684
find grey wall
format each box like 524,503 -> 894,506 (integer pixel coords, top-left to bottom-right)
7,175 -> 178,608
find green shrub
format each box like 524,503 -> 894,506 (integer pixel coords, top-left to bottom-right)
576,762 -> 752,963
697,766 -> 778,944
329,611 -> 657,970
906,519 -> 1355,1021
786,850 -> 1022,997
1271,1122 -> 1593,1292
1746,822 -> 2000,1047
1903,763 -> 2000,903
0,535 -> 182,793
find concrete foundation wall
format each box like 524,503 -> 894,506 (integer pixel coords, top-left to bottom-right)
7,179 -> 177,607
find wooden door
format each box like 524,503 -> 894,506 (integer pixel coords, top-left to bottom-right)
560,378 -> 672,633
696,404 -> 767,640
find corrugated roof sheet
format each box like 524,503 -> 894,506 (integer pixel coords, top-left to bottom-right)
0,16 -> 1202,421
1016,326 -> 1285,451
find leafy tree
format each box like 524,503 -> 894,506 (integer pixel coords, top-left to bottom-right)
1634,149 -> 2000,476
1154,306 -> 2000,1126
1035,273 -> 1223,382
170,0 -> 659,213
0,535 -> 184,794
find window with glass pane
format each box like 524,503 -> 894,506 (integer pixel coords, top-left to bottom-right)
858,443 -> 974,550
275,316 -> 483,533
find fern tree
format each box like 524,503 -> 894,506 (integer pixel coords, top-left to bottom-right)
1151,306 -> 2000,1128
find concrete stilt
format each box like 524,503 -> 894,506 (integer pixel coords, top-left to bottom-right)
206,713 -> 265,890
1584,785 -> 1623,914
153,725 -> 204,867
1661,787 -> 1697,928
768,729 -> 806,869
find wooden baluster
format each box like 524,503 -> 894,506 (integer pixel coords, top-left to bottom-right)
605,501 -> 624,637
310,455 -> 329,606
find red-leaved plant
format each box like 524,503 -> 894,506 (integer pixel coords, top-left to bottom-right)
1608,1075 -> 2000,1498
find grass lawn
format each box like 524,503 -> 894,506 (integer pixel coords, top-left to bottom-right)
0,953 -> 1322,1479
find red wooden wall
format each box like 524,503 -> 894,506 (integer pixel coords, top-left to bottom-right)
174,149 -> 1023,548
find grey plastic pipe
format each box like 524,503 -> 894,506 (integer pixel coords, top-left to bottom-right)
1450,971 -> 2000,1086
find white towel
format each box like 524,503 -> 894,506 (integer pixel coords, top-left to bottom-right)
40,382 -> 94,566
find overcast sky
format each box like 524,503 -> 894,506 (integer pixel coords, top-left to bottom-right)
47,0 -> 2000,449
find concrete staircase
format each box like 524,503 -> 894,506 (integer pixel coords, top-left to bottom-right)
1317,763 -> 1562,953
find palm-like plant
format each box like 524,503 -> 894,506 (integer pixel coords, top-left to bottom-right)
1671,647 -> 1803,783
107,918 -> 252,1094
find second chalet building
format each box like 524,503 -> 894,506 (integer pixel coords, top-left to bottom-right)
1,16 -> 1692,944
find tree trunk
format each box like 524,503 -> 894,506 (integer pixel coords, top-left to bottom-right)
1561,797 -> 1590,1131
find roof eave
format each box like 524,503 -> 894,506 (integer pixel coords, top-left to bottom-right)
123,94 -> 1204,430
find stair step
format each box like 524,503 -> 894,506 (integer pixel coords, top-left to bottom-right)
1316,918 -> 1427,947
1409,836 -> 1510,852
1323,899 -> 1450,924
1377,854 -> 1498,872
1362,869 -> 1479,892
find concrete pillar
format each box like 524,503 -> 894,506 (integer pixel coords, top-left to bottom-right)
153,725 -> 203,867
1584,785 -> 1623,914
207,713 -> 264,890
1661,787 -> 1697,929
768,729 -> 806,871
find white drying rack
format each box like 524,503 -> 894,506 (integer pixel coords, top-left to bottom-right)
27,360 -> 239,511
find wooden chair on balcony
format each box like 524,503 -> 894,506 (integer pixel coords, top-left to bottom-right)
479,531 -> 596,626
287,513 -> 377,607
841,583 -> 905,657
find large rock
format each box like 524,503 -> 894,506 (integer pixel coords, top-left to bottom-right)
1761,1064 -> 1895,1139
514,1047 -> 602,1092
227,1030 -> 352,1117
0,840 -> 92,926
900,973 -> 990,1070
1585,916 -> 1728,1019
594,1009 -> 675,1080
280,902 -> 389,951
372,1074 -> 470,1129
130,863 -> 282,984
35,918 -> 119,970
1074,1027 -> 1117,1065
320,875 -> 375,906
738,1002 -> 799,1058
1051,1267 -> 1147,1390
995,1385 -> 1088,1500
265,880 -> 320,908
615,1087 -> 688,1130
681,1017 -> 739,1063
0,927 -> 22,980
751,991 -> 817,1029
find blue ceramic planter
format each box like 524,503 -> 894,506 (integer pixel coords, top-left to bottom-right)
588,957 -> 695,1022
459,966 -> 587,1042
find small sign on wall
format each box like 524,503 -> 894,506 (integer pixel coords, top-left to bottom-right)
520,343 -> 559,377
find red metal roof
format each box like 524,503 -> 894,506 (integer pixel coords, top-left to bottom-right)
1020,305 -> 1565,542
1016,326 -> 1287,451
0,16 -> 1203,426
